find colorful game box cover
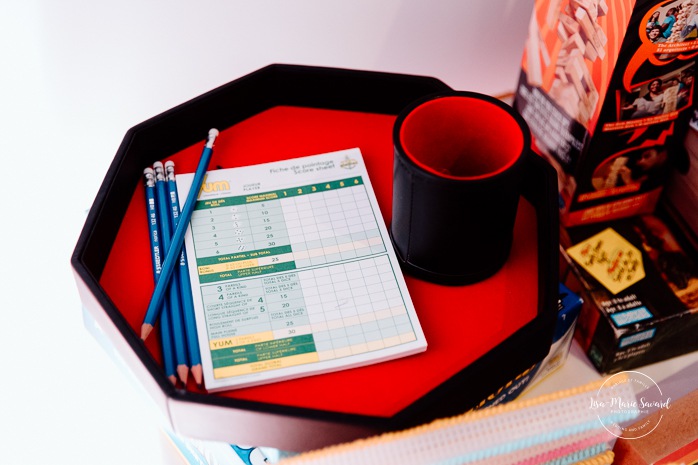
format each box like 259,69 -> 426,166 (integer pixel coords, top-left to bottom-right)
515,0 -> 697,226
561,212 -> 698,373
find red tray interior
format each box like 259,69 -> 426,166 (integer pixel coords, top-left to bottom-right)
100,105 -> 538,418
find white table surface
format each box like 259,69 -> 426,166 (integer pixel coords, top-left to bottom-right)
1,2 -> 696,464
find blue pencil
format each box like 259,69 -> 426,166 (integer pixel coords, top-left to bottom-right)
159,288 -> 178,386
143,168 -> 177,386
153,161 -> 190,385
141,128 -> 219,341
165,160 -> 204,387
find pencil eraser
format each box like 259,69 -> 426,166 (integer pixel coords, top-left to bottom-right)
165,160 -> 175,168
153,161 -> 164,169
208,128 -> 219,138
143,167 -> 154,175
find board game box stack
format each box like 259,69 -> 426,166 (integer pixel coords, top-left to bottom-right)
514,0 -> 697,227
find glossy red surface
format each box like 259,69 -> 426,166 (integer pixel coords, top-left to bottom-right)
100,105 -> 538,417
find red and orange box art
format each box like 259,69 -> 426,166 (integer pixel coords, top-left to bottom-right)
515,0 -> 697,226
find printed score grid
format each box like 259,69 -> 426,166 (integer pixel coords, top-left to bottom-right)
178,148 -> 426,391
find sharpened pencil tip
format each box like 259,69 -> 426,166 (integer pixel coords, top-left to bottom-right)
141,323 -> 153,341
191,364 -> 203,387
177,365 -> 189,385
168,375 -> 177,386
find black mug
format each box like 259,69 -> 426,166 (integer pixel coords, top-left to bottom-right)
391,91 -> 531,285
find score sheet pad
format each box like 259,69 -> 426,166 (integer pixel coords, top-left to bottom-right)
177,148 -> 427,391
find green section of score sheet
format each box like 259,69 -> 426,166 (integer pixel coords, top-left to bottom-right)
211,334 -> 317,368
194,176 -> 364,210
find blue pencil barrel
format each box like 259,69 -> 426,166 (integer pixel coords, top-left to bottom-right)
165,161 -> 202,368
154,162 -> 189,372
143,129 -> 218,327
143,168 -> 176,381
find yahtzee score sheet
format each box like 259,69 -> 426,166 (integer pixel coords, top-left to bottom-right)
177,148 -> 427,391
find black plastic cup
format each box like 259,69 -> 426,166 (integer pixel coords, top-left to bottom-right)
391,91 -> 531,285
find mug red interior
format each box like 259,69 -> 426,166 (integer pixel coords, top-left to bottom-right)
399,96 -> 525,180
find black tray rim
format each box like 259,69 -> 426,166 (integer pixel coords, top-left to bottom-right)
71,63 -> 559,432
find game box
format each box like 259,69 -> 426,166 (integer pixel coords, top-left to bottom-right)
561,211 -> 698,374
515,0 -> 697,226
663,112 -> 698,249
71,64 -> 559,451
